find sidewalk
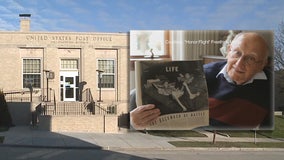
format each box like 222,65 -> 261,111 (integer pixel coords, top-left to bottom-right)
0,126 -> 283,150
0,126 -> 179,150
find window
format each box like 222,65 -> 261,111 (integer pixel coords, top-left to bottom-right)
107,105 -> 117,114
130,30 -> 169,57
61,59 -> 78,69
23,59 -> 41,88
98,60 -> 115,88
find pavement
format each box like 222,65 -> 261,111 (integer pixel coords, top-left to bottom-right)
1,126 -> 284,151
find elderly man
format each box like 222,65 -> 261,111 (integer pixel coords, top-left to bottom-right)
205,32 -> 272,129
130,32 -> 272,130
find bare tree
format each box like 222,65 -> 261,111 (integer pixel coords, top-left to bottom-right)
274,21 -> 284,70
274,21 -> 284,111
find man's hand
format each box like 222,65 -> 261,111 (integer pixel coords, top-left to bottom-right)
130,104 -> 160,130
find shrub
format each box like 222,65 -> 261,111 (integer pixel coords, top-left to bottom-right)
0,90 -> 13,127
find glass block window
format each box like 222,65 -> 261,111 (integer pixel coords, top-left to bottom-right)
23,59 -> 41,88
61,59 -> 78,69
98,60 -> 115,88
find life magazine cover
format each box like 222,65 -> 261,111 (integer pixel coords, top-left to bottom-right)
135,60 -> 209,130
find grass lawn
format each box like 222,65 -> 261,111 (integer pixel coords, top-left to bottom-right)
258,115 -> 284,138
147,130 -> 207,137
0,136 -> 3,143
169,141 -> 284,148
150,116 -> 284,148
0,126 -> 8,144
0,126 -> 9,132
220,115 -> 284,138
148,116 -> 284,139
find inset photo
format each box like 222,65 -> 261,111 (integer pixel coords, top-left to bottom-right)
129,30 -> 274,131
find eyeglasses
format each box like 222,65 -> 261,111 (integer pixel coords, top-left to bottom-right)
230,51 -> 263,65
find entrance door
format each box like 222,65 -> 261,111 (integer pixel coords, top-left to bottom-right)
60,72 -> 79,101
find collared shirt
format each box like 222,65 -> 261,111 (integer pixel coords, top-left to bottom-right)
216,64 -> 267,85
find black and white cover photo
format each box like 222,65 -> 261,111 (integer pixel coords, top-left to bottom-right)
135,60 -> 209,130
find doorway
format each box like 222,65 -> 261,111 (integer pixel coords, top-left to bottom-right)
60,71 -> 79,101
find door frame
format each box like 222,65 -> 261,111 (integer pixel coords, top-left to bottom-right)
60,71 -> 79,101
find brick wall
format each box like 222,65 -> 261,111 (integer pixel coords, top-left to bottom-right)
38,115 -> 119,133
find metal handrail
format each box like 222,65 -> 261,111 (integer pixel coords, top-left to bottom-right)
4,89 -> 41,102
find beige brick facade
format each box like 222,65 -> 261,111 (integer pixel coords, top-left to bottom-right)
38,115 -> 119,133
0,32 -> 128,99
1,19 -> 130,133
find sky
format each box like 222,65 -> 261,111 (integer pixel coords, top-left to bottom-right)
0,0 -> 284,33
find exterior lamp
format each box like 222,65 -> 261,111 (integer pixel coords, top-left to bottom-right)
96,69 -> 104,102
